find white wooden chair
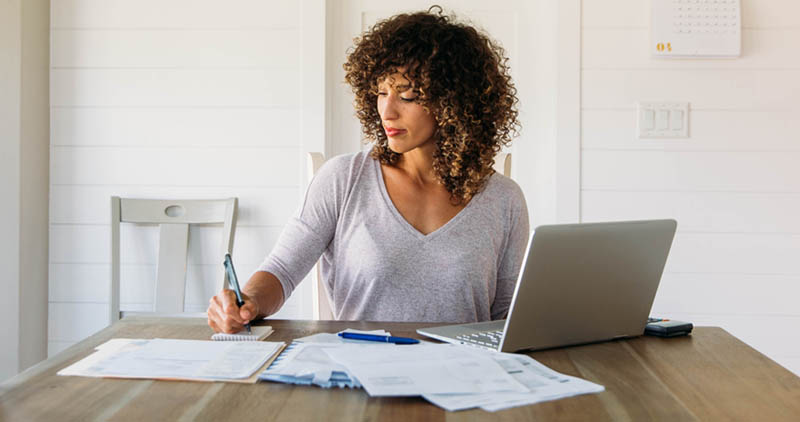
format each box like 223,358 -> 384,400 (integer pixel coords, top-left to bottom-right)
305,151 -> 512,320
307,153 -> 336,320
494,152 -> 512,178
109,197 -> 238,324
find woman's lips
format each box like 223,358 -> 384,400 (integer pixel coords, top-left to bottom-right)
384,127 -> 407,137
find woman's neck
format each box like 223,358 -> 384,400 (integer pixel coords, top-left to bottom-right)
395,143 -> 439,186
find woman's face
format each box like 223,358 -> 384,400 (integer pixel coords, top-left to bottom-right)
377,71 -> 436,155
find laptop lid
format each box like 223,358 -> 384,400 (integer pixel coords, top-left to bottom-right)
497,219 -> 677,352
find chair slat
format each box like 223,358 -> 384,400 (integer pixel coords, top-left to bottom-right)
120,199 -> 230,224
154,223 -> 190,313
110,197 -> 122,323
308,152 -> 335,320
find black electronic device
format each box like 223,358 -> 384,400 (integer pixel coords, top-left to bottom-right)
645,318 -> 693,337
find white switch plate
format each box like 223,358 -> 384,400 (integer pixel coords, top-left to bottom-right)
637,102 -> 689,138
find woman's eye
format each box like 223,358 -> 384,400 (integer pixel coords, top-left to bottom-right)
400,96 -> 417,102
377,92 -> 387,96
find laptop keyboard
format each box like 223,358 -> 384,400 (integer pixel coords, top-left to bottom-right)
455,329 -> 503,349
447,319 -> 666,350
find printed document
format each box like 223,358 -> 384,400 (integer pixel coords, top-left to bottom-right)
323,343 -> 529,397
59,338 -> 283,382
423,352 -> 605,412
261,329 -> 398,388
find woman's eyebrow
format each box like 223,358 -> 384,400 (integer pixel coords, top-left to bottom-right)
376,83 -> 415,93
395,84 -> 414,92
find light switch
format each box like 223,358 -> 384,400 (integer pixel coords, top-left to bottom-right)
656,110 -> 669,130
670,110 -> 683,129
637,101 -> 690,138
642,109 -> 655,130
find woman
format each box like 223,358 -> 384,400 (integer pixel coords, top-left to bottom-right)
208,7 -> 528,333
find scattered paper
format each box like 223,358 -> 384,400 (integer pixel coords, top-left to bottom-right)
261,342 -> 361,388
323,344 -> 529,397
59,338 -> 283,382
423,352 -> 605,412
262,329 -> 605,411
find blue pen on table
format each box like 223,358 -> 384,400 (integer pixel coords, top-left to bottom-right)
223,253 -> 251,334
338,332 -> 420,344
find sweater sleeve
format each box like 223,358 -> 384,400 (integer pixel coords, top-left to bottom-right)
257,154 -> 352,302
491,181 -> 530,320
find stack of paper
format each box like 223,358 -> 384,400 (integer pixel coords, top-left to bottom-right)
261,342 -> 362,388
260,329 -> 393,388
59,338 -> 284,383
423,351 -> 605,412
323,343 -> 530,397
260,331 -> 604,412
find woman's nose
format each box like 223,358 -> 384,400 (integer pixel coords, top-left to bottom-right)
379,95 -> 400,120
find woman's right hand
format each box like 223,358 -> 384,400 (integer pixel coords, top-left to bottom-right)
207,288 -> 260,333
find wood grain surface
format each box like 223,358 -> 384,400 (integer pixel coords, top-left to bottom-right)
1,317 -> 799,421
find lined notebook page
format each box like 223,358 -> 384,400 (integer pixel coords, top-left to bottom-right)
212,326 -> 273,341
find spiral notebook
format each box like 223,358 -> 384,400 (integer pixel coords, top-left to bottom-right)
211,325 -> 273,341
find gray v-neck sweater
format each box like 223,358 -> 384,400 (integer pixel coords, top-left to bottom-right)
258,150 -> 530,323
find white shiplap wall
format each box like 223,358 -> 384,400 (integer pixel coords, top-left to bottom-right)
48,0 -> 319,356
581,0 -> 800,375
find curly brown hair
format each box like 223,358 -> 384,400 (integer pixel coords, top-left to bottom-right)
343,6 -> 519,204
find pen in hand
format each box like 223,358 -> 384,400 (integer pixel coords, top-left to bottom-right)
223,253 -> 251,334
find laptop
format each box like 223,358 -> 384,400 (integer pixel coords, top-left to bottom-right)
417,219 -> 677,352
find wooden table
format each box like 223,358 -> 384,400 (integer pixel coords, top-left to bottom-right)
1,317 -> 799,421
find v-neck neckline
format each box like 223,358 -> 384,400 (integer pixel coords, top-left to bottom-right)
374,159 -> 478,241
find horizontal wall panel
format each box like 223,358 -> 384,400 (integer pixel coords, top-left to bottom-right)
52,107 -> 301,147
49,263 -> 110,303
51,147 -> 301,187
52,0 -> 299,29
50,185 -> 300,226
583,69 -> 799,111
665,233 -> 800,275
50,225 -> 283,266
652,273 -> 800,316
46,301 -> 305,354
51,69 -> 300,107
582,0 -> 800,28
647,313 -> 800,366
742,0 -> 800,28
582,191 -> 800,233
582,0 -> 648,28
48,302 -> 109,342
583,29 -> 800,70
582,110 -> 800,151
49,262 -> 311,306
582,150 -> 800,192
52,29 -> 299,69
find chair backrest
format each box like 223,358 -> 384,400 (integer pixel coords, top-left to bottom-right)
307,153 -> 336,320
109,197 -> 238,324
494,152 -> 512,177
305,151 -> 512,320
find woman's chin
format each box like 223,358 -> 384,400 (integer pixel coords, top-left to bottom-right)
386,141 -> 409,154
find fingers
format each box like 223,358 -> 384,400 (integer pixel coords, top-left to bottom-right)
220,289 -> 246,324
239,300 -> 258,321
207,290 -> 245,333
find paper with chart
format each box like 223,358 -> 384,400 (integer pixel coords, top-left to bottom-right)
261,329 -> 397,388
58,338 -> 283,382
261,341 -> 362,388
323,343 -> 529,397
423,352 -> 605,412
